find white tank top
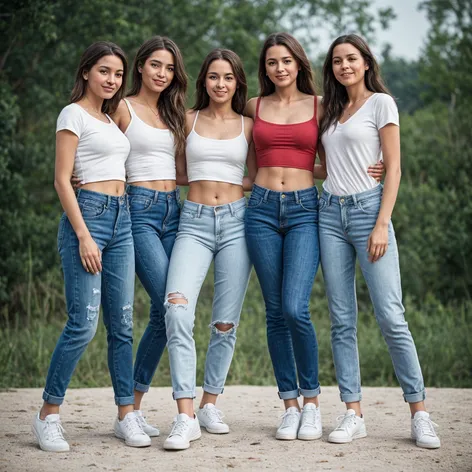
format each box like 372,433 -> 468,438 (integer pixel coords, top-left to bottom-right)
56,103 -> 130,184
186,111 -> 248,185
123,99 -> 176,183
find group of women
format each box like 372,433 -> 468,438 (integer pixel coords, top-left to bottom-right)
32,31 -> 440,453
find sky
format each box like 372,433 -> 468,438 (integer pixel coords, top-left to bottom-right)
316,0 -> 430,61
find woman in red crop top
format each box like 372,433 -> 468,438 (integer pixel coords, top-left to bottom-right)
244,32 -> 383,441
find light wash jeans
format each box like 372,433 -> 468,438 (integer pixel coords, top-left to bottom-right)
127,185 -> 180,393
245,184 -> 321,400
164,197 -> 252,399
43,189 -> 135,406
318,185 -> 425,403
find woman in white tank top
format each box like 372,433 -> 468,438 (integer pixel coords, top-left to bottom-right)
163,49 -> 256,450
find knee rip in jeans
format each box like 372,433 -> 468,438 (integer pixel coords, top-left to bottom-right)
166,292 -> 188,309
86,288 -> 101,322
121,303 -> 133,327
210,320 -> 238,335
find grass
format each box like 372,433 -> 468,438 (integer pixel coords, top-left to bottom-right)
1,265 -> 471,390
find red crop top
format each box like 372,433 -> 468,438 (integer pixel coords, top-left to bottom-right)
253,96 -> 318,171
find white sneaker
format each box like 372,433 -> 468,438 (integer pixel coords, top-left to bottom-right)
134,410 -> 160,437
32,413 -> 70,452
197,403 -> 229,434
328,409 -> 367,443
276,407 -> 301,440
163,413 -> 202,450
298,403 -> 322,440
411,411 -> 440,449
113,411 -> 151,447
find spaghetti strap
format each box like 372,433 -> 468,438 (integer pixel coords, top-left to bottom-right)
240,114 -> 245,134
191,110 -> 200,132
255,97 -> 262,119
313,96 -> 318,122
123,98 -> 135,117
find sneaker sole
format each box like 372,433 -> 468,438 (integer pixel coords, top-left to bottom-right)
164,430 -> 202,450
276,433 -> 298,440
114,430 -> 151,447
298,431 -> 323,441
143,429 -> 160,437
202,425 -> 230,434
413,437 -> 441,449
328,430 -> 367,444
32,425 -> 70,453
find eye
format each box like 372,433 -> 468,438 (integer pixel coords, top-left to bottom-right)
267,61 -> 275,66
168,67 -> 174,72
284,59 -> 292,64
226,76 -> 234,81
116,73 -> 123,78
100,69 -> 107,74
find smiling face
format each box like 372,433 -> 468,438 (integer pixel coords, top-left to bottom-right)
331,42 -> 369,88
205,59 -> 237,105
265,45 -> 299,89
83,54 -> 124,99
139,49 -> 175,93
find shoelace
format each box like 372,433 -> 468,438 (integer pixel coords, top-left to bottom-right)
334,413 -> 356,431
301,409 -> 319,428
44,419 -> 66,442
136,414 -> 149,428
279,410 -> 300,429
123,415 -> 145,436
205,407 -> 225,424
169,418 -> 190,437
415,417 -> 439,437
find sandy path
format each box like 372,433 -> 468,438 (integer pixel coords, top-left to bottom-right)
0,386 -> 471,472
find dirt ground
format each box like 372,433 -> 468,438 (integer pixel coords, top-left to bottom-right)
0,386 -> 470,472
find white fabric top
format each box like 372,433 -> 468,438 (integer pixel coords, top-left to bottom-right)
123,99 -> 176,182
186,111 -> 248,185
56,103 -> 130,183
321,93 -> 399,196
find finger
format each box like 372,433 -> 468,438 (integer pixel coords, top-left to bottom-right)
373,245 -> 382,262
94,253 -> 102,273
86,255 -> 99,274
81,257 -> 89,272
367,236 -> 372,254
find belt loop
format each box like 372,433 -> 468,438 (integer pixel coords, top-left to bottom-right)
294,190 -> 299,204
327,193 -> 332,205
154,190 -> 159,204
352,194 -> 358,207
229,202 -> 235,216
76,188 -> 82,198
197,204 -> 202,218
106,195 -> 111,208
263,188 -> 270,202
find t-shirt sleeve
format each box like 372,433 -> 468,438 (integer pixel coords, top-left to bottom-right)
374,94 -> 399,129
56,105 -> 84,137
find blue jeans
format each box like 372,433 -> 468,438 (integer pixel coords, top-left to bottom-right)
318,185 -> 425,403
165,198 -> 252,399
245,184 -> 321,400
43,189 -> 135,406
127,185 -> 180,393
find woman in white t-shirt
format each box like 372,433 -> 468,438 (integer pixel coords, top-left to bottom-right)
32,42 -> 150,452
318,34 -> 440,449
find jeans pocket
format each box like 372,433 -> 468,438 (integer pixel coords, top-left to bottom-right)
79,200 -> 107,219
318,198 -> 328,212
299,196 -> 318,212
247,194 -> 263,208
233,206 -> 246,222
358,198 -> 381,215
129,195 -> 153,214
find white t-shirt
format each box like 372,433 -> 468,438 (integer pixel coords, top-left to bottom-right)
56,103 -> 130,184
321,93 -> 399,196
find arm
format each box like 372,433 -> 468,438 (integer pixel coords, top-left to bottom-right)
175,150 -> 188,186
244,97 -> 257,119
243,141 -> 257,191
367,123 -> 401,262
313,141 -> 327,180
55,130 -> 102,273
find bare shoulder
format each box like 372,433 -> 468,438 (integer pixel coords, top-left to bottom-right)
244,97 -> 259,118
110,99 -> 131,129
316,95 -> 324,120
243,115 -> 254,142
185,109 -> 197,134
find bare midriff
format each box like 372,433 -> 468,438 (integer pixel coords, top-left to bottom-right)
81,180 -> 126,196
187,181 -> 244,206
129,179 -> 177,191
255,167 -> 315,192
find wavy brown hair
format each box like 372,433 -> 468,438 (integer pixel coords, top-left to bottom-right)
258,32 -> 317,97
70,41 -> 127,115
320,34 -> 392,136
193,49 -> 248,115
128,36 -> 187,157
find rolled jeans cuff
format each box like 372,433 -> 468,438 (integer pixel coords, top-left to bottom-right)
134,381 -> 150,393
42,390 -> 64,406
340,391 -> 362,403
278,389 -> 299,400
115,394 -> 135,406
172,390 -> 196,400
403,390 -> 426,403
299,386 -> 321,398
203,383 -> 224,395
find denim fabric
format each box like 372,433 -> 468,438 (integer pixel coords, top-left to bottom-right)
126,185 -> 180,393
43,189 -> 135,406
318,185 -> 425,403
245,184 -> 321,400
165,198 -> 252,399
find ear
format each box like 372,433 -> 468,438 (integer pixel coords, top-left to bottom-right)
83,70 -> 88,80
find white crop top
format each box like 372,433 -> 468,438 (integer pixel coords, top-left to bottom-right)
186,111 -> 248,185
56,103 -> 130,184
321,93 -> 399,196
123,99 -> 176,182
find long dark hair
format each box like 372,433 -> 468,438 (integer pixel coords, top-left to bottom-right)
193,48 -> 248,115
320,34 -> 392,136
128,36 -> 187,157
258,32 -> 317,97
70,41 -> 127,115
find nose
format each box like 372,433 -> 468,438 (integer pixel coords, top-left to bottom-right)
276,62 -> 284,72
216,78 -> 225,89
157,66 -> 165,78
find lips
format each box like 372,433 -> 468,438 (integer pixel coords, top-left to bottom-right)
103,87 -> 115,92
276,75 -> 289,80
154,80 -> 166,86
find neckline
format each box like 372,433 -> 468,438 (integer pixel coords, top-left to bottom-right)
337,93 -> 376,126
256,96 -> 317,126
190,128 -> 245,142
125,99 -> 170,132
72,103 -> 112,125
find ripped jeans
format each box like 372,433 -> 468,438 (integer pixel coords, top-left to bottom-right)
164,198 -> 252,399
42,189 -> 135,406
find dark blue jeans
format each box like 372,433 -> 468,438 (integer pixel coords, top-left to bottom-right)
245,184 -> 321,400
127,185 -> 180,393
43,189 -> 135,406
